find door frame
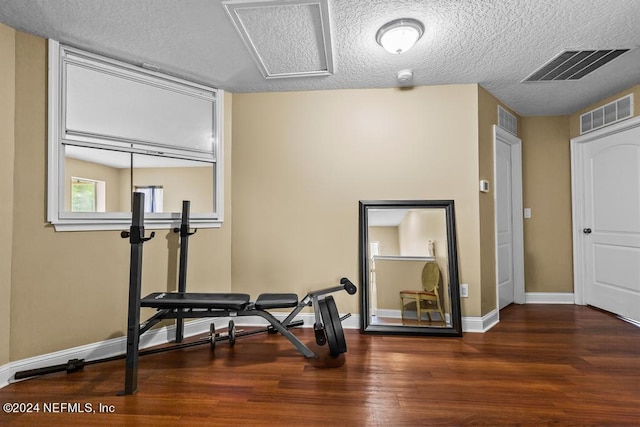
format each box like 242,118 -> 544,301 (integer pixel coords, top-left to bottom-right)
493,125 -> 526,308
570,115 -> 640,305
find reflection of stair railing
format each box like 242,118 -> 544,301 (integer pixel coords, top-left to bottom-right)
373,255 -> 436,262
370,257 -> 377,316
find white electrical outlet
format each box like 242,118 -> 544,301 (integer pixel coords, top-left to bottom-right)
460,283 -> 469,298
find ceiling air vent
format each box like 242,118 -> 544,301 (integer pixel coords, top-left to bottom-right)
580,94 -> 634,135
498,105 -> 517,136
524,49 -> 630,82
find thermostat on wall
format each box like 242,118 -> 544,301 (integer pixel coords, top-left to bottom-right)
480,180 -> 490,193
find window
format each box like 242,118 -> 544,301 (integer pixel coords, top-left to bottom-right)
71,177 -> 105,212
47,40 -> 224,231
71,178 -> 96,212
135,186 -> 164,213
369,241 -> 380,259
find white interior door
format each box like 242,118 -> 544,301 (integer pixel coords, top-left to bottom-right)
496,139 -> 515,309
575,120 -> 640,322
494,126 -> 525,310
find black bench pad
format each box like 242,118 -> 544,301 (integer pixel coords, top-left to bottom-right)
141,292 -> 250,310
255,293 -> 298,310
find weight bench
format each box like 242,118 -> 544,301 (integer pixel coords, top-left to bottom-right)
139,292 -> 320,358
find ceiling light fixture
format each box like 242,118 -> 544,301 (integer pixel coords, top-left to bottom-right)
376,18 -> 424,54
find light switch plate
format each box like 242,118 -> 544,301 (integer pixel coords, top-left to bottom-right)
460,283 -> 469,298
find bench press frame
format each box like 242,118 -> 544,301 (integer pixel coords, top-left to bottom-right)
124,193 -> 356,395
12,194 -> 355,390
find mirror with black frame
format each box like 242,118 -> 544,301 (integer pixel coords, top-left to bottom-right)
359,200 -> 462,336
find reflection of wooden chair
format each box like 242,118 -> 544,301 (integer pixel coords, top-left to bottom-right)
399,261 -> 444,322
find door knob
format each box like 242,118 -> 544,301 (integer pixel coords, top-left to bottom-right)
583,228 -> 592,234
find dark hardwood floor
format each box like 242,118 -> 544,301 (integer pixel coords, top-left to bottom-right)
1,304 -> 639,426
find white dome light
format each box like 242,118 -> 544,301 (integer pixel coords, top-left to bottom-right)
376,18 -> 424,54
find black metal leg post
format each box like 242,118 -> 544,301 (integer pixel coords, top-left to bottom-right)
122,192 -> 154,395
174,200 -> 195,343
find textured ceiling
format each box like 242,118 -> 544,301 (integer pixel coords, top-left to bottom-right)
0,0 -> 638,116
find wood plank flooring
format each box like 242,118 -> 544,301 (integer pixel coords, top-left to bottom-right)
1,304 -> 639,426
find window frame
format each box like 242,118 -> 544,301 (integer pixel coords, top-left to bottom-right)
47,40 -> 224,231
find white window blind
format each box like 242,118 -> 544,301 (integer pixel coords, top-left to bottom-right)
62,49 -> 216,162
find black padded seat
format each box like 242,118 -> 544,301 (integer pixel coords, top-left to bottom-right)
255,293 -> 299,310
141,292 -> 250,310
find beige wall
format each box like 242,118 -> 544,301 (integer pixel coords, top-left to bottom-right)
125,166 -> 214,214
569,84 -> 640,138
520,116 -> 574,292
138,167 -> 214,214
8,32 -> 233,360
0,23 -> 16,366
369,227 -> 399,256
231,86 -> 483,317
398,210 -> 446,256
398,209 -> 449,287
477,87 -> 520,313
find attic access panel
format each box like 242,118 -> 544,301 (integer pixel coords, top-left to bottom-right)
223,0 -> 334,79
523,49 -> 630,82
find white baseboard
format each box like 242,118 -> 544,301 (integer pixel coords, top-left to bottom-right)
231,311 -> 361,330
373,309 -> 449,323
0,363 -> 12,389
374,309 -> 401,319
462,309 -> 499,333
525,292 -> 575,304
359,308 -> 498,333
618,315 -> 640,328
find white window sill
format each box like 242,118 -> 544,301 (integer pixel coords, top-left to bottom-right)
50,218 -> 222,232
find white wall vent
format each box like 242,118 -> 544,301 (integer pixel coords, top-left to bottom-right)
580,94 -> 634,135
498,105 -> 518,136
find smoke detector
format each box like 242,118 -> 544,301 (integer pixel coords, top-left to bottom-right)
397,69 -> 413,83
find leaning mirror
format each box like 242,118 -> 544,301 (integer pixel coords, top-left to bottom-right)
359,200 -> 462,336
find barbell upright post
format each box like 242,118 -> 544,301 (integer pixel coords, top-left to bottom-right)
174,200 -> 191,343
123,192 -> 147,395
